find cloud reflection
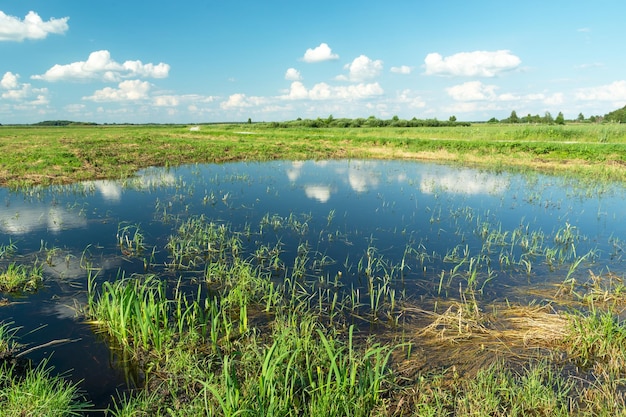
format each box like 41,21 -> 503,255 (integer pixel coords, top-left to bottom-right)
420,170 -> 509,195
0,205 -> 87,234
304,185 -> 331,203
286,161 -> 305,182
347,162 -> 380,193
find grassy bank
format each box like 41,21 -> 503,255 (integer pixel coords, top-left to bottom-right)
2,123 -> 626,187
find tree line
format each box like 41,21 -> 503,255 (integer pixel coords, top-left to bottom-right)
260,115 -> 470,129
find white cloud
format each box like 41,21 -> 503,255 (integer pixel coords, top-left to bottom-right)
302,43 -> 339,63
0,72 -> 49,104
153,95 -> 179,107
424,50 -> 521,77
151,93 -> 217,109
285,68 -> 302,81
0,10 -> 69,42
1,72 -> 19,89
396,89 -> 426,109
446,81 -> 498,101
343,55 -> 383,82
575,80 -> 626,101
543,92 -> 564,106
220,93 -> 266,109
83,80 -> 151,102
33,50 -> 170,82
391,65 -> 412,75
284,81 -> 383,101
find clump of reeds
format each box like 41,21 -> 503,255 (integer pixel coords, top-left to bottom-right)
0,262 -> 43,293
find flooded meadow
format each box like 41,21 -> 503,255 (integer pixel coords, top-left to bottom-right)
2,159 -> 626,415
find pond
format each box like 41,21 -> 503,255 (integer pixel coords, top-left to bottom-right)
1,159 -> 626,412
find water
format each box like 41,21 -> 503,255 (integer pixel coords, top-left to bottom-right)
1,159 -> 626,410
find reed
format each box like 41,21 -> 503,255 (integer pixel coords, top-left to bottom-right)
0,262 -> 43,293
0,358 -> 91,416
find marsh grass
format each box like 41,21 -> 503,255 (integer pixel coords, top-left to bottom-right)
0,262 -> 43,293
4,123 -> 626,188
0,358 -> 91,417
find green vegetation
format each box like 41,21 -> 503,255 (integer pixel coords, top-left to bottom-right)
2,122 -> 626,187
0,322 -> 91,416
0,262 -> 43,293
6,119 -> 626,414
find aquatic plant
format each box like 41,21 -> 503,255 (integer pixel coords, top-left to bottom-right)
0,262 -> 43,293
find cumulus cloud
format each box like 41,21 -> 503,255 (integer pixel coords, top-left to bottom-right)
152,93 -> 216,108
446,81 -> 498,101
341,55 -> 383,82
285,68 -> 302,81
83,79 -> 151,102
575,80 -> 626,101
1,72 -> 19,89
220,93 -> 266,109
32,50 -> 170,82
0,10 -> 69,42
424,50 -> 521,77
0,71 -> 49,104
302,43 -> 339,63
390,65 -> 412,75
284,81 -> 383,101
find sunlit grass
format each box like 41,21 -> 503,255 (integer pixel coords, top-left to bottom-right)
0,262 -> 43,293
3,123 -> 626,187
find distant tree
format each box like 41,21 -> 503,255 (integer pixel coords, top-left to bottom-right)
509,110 -> 519,123
555,112 -> 565,125
543,111 -> 554,124
604,105 -> 626,123
577,113 -> 585,122
488,117 -> 498,123
247,118 -> 252,124
449,115 -> 457,122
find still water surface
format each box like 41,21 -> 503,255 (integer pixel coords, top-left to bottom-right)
1,159 -> 626,409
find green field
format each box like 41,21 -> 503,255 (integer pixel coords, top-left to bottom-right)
3,122 -> 626,187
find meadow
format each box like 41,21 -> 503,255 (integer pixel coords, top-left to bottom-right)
2,123 -> 626,416
2,122 -> 626,188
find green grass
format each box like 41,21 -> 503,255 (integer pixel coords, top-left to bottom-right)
0,262 -> 43,293
3,123 -> 626,187
0,359 -> 90,417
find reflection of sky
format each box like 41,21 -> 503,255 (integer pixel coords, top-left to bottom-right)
305,185 -> 331,203
346,161 -> 380,193
83,171 -> 177,202
286,161 -> 305,182
420,170 -> 509,195
0,205 -> 87,234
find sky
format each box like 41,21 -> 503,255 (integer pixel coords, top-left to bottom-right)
1,1 -> 626,124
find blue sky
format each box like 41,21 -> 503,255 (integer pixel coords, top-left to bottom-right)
1,1 -> 626,124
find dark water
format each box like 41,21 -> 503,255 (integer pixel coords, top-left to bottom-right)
1,160 -> 626,411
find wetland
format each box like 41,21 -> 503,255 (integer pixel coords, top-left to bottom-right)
3,124 -> 626,415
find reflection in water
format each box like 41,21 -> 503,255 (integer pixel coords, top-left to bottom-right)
0,205 -> 87,234
86,180 -> 122,201
346,161 -> 380,193
1,159 -> 626,412
286,161 -> 305,182
304,185 -> 331,203
420,169 -> 509,195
